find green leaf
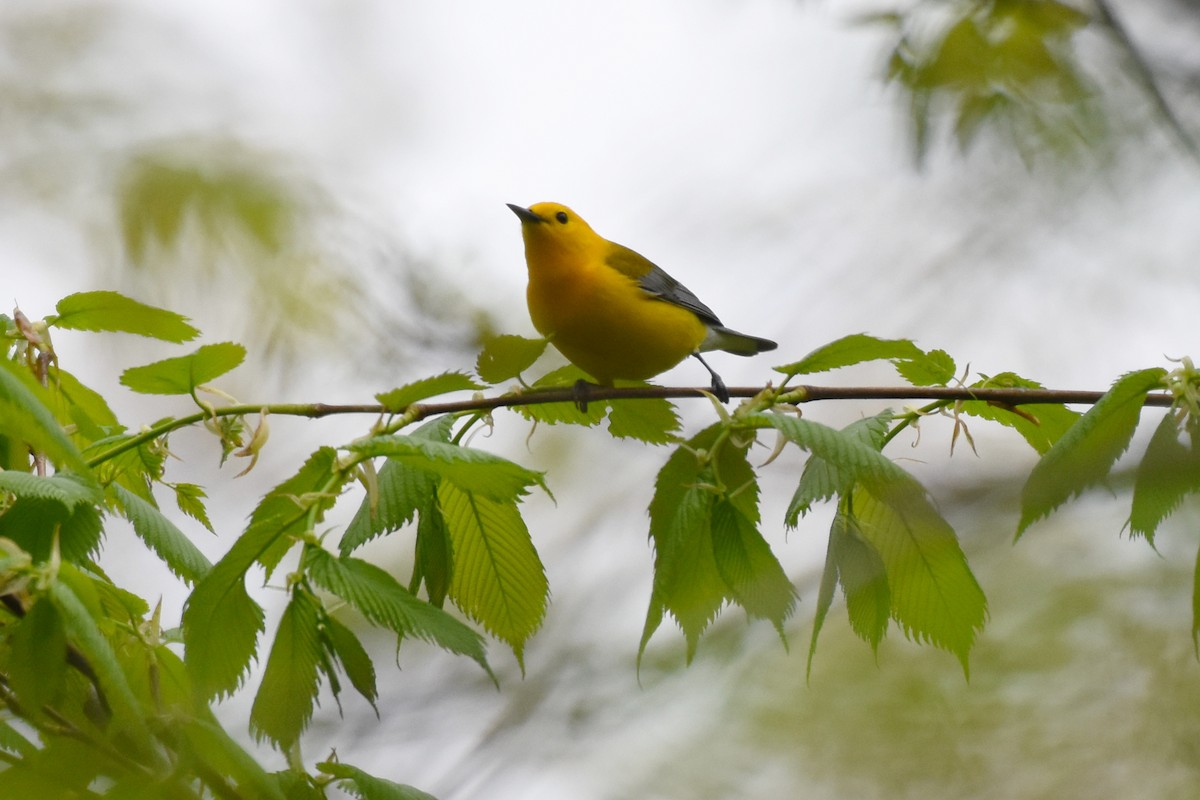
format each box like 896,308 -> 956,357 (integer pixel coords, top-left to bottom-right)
49,580 -> 155,752
807,520 -> 841,680
177,718 -> 287,800
375,372 -> 485,413
640,425 -> 726,663
51,367 -> 124,442
322,612 -> 378,710
348,436 -> 547,503
318,762 -> 439,800
0,720 -> 36,757
758,412 -> 986,672
1193,543 -> 1200,658
8,598 -> 67,714
183,448 -> 337,698
515,365 -> 607,427
710,498 -> 796,636
305,548 -> 491,675
786,412 -> 893,525
111,484 -> 212,585
895,348 -> 956,386
606,396 -> 680,444
0,358 -> 91,476
50,290 -> 199,342
1018,368 -> 1167,536
253,446 -> 342,578
119,342 -> 247,395
250,589 -> 324,747
475,334 -> 548,384
831,509 -> 890,651
439,481 -> 547,670
775,333 -> 922,377
0,737 -> 105,796
172,481 -> 215,533
851,485 -> 985,672
1129,412 -> 1200,543
960,372 -> 1081,454
0,476 -> 103,563
414,494 -> 453,607
340,458 -> 436,554
0,471 -> 101,507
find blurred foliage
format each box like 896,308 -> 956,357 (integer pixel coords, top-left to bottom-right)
114,150 -> 367,363
873,0 -> 1110,164
625,520 -> 1200,799
119,157 -> 293,266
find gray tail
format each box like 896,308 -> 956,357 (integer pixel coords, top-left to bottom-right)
702,325 -> 778,357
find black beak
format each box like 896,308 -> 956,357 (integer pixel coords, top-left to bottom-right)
507,203 -> 545,224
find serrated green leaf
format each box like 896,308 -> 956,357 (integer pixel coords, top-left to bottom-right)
254,446 -> 341,579
640,425 -> 727,664
960,372 -> 1080,454
172,481 -> 215,533
341,458 -> 436,554
758,412 -> 985,671
177,718 -> 287,800
322,612 -> 378,710
375,372 -> 485,413
250,589 -> 324,747
0,720 -> 37,757
1018,368 -> 1167,536
475,334 -> 548,384
348,436 -> 546,503
0,480 -> 103,563
439,482 -> 546,670
318,762 -> 439,800
0,471 -> 101,507
51,290 -> 199,342
832,510 -> 890,651
606,396 -> 680,444
414,494 -> 452,607
710,498 -> 796,635
0,358 -> 91,476
851,485 -> 983,673
111,484 -> 212,584
51,367 -> 124,442
807,520 -> 841,680
8,598 -> 67,714
895,348 -> 956,386
183,448 -> 337,698
775,333 -> 922,377
305,548 -> 490,674
119,342 -> 246,395
786,412 -> 893,525
1129,412 -> 1200,543
49,581 -> 155,753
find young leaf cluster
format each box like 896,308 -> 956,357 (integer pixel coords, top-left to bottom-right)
1,295 -> 1195,798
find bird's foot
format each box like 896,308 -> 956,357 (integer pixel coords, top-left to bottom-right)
572,379 -> 597,413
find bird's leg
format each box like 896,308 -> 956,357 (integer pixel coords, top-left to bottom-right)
572,379 -> 596,413
691,352 -> 730,403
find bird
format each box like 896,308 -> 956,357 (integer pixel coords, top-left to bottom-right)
507,202 -> 776,403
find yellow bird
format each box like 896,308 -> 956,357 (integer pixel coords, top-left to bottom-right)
508,202 -> 776,402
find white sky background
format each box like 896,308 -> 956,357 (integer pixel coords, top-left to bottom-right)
4,1 -> 1200,798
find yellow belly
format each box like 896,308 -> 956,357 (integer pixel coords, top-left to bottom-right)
527,268 -> 707,384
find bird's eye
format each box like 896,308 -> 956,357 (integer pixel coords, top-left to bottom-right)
555,211 -> 569,224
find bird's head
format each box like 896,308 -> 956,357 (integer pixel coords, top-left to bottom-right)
507,202 -> 600,259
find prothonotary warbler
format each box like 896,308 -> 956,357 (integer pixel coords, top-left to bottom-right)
507,202 -> 776,403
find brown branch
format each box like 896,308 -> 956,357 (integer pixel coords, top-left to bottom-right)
393,384 -> 1176,420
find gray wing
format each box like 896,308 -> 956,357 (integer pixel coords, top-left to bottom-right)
606,244 -> 723,326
